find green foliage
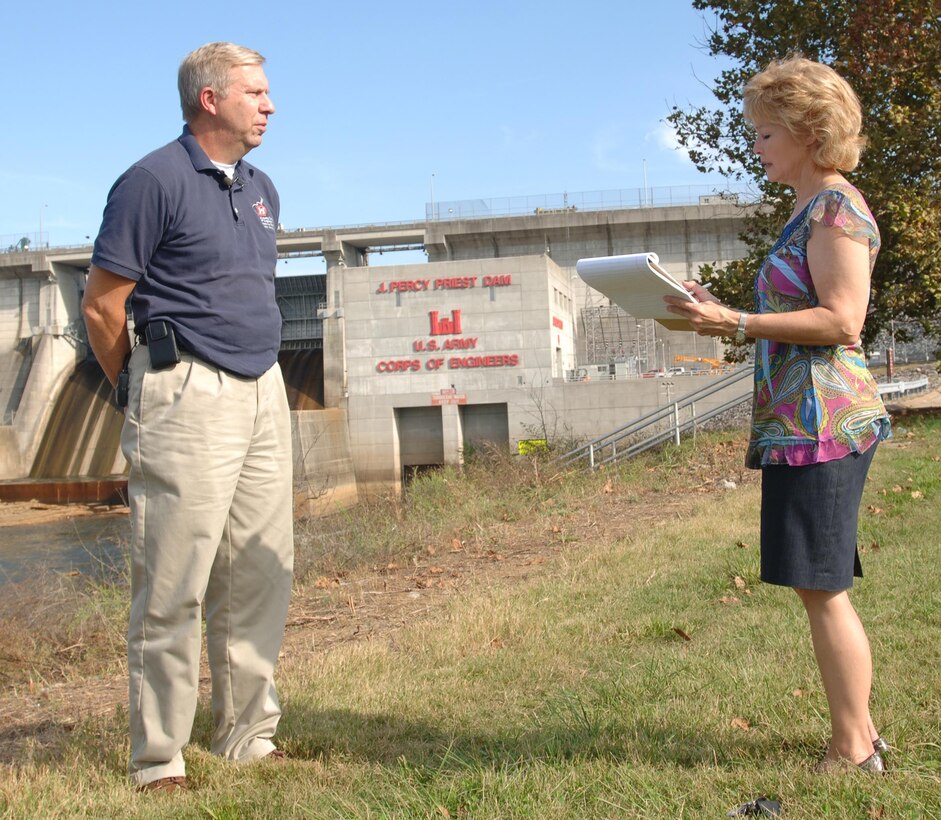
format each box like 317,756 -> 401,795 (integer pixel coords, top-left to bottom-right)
667,0 -> 941,350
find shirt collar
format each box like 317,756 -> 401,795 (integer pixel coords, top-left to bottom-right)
178,125 -> 249,179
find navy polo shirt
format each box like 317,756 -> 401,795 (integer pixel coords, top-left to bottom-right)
92,127 -> 281,378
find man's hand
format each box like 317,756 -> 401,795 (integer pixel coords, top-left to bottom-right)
82,265 -> 136,386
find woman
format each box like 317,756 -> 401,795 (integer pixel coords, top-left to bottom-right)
665,56 -> 892,773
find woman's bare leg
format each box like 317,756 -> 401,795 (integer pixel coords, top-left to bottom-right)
794,588 -> 877,765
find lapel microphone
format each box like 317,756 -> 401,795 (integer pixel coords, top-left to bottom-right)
220,172 -> 244,190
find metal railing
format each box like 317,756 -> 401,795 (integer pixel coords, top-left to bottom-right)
428,183 -> 758,222
877,376 -> 930,399
556,366 -> 755,470
7,182 -> 759,254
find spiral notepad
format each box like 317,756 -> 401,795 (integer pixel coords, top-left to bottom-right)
575,252 -> 697,331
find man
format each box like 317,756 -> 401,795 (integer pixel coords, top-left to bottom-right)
82,42 -> 293,793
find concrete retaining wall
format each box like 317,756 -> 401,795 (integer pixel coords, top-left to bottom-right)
291,408 -> 359,516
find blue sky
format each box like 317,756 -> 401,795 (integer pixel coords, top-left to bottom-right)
6,0 -> 734,266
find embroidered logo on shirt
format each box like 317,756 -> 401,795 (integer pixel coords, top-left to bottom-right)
253,198 -> 275,231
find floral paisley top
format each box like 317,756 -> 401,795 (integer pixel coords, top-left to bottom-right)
746,183 -> 892,469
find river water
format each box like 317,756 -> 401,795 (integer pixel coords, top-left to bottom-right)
0,514 -> 128,584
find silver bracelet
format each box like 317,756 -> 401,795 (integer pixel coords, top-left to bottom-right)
735,312 -> 748,343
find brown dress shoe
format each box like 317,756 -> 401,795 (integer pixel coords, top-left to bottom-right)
137,776 -> 188,793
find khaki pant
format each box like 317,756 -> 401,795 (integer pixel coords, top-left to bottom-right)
122,347 -> 294,786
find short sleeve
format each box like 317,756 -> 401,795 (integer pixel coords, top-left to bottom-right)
808,187 -> 879,249
91,166 -> 171,282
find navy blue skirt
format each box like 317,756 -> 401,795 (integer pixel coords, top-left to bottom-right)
760,443 -> 878,591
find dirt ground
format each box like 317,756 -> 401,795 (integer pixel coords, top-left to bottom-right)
0,487 -> 697,765
0,500 -> 128,529
1,376 -> 938,765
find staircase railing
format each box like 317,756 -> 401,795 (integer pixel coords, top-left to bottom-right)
556,366 -> 755,470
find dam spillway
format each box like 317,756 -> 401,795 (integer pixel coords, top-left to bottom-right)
0,349 -> 326,504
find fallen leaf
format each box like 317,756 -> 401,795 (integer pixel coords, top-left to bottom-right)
426,545 -> 437,556
736,540 -> 751,549
733,576 -> 747,590
792,689 -> 804,698
451,538 -> 463,552
429,566 -> 444,575
602,479 -> 614,494
869,806 -> 886,819
719,596 -> 740,605
911,490 -> 924,499
490,637 -> 505,649
314,576 -> 341,589
551,524 -> 562,533
867,505 -> 884,515
437,807 -> 452,819
892,485 -> 903,493
730,717 -> 750,731
673,627 -> 692,641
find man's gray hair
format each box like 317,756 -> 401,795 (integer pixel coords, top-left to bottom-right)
178,42 -> 265,123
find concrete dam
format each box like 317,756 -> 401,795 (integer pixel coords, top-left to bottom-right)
1,188 -> 752,504
8,350 -> 325,503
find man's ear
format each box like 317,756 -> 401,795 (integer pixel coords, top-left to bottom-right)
198,85 -> 217,116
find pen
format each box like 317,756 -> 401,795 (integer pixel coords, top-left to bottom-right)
701,282 -> 713,290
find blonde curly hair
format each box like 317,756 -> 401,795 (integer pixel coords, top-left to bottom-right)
743,56 -> 866,172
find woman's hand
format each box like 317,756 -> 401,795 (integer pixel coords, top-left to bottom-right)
682,280 -> 720,304
664,282 -> 740,337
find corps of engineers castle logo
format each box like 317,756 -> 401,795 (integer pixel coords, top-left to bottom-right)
253,198 -> 275,231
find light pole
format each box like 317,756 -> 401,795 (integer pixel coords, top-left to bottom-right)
888,319 -> 896,379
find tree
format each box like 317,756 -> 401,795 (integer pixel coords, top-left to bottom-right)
667,0 -> 941,354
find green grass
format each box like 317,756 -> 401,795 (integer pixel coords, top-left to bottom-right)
3,420 -> 941,817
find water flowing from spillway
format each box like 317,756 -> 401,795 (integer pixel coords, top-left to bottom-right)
29,360 -> 125,480
27,349 -> 324,481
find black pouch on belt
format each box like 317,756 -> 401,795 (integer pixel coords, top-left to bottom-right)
144,320 -> 181,370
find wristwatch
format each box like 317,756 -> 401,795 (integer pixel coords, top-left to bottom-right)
735,312 -> 749,343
